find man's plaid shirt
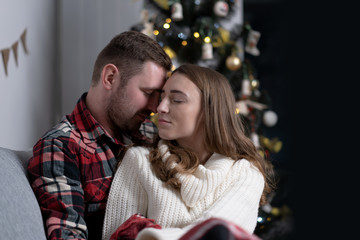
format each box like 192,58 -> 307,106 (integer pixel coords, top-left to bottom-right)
27,93 -> 157,240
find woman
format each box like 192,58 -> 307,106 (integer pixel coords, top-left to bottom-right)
102,63 -> 275,240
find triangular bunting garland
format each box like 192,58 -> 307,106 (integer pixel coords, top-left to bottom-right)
1,28 -> 29,77
20,28 -> 29,54
1,48 -> 11,76
12,41 -> 19,66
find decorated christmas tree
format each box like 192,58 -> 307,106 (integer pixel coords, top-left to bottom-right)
131,0 -> 293,239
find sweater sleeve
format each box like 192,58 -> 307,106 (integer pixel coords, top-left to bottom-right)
102,148 -> 148,240
135,160 -> 264,240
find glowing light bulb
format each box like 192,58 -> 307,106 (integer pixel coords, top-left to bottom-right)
204,36 -> 211,43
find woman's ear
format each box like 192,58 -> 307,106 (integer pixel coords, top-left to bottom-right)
101,64 -> 119,90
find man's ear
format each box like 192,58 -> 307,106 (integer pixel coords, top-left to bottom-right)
101,64 -> 119,90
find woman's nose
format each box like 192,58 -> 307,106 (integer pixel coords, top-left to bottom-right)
157,98 -> 168,113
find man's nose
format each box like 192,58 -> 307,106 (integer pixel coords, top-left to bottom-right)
147,94 -> 160,113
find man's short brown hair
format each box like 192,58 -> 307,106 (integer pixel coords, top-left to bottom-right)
91,31 -> 172,86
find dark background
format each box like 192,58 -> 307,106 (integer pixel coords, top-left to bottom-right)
243,0 -> 296,238
243,0 -> 290,171
244,1 -> 358,239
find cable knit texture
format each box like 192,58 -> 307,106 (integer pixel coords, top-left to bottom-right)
102,140 -> 264,240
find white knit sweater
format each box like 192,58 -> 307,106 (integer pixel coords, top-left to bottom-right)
102,141 -> 264,240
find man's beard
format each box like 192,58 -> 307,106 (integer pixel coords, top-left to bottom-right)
106,89 -> 146,139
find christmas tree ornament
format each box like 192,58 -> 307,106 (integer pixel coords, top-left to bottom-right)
245,28 -> 261,56
257,149 -> 265,158
245,99 -> 267,111
142,21 -> 155,37
263,110 -> 278,127
152,0 -> 170,10
213,1 -> 229,17
241,79 -> 251,97
211,27 -> 230,47
272,140 -> 282,153
251,132 -> 260,148
226,55 -> 241,71
132,10 -> 155,38
261,136 -> 282,153
250,79 -> 260,90
202,42 -> 213,60
235,100 -> 249,116
271,207 -> 280,216
171,2 -> 183,21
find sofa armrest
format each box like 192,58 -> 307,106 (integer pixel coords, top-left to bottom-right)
0,147 -> 46,240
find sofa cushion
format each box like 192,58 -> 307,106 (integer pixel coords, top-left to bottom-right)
0,147 -> 46,240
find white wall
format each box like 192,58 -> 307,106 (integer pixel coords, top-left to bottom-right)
58,0 -> 144,117
0,0 -> 144,150
0,0 -> 57,150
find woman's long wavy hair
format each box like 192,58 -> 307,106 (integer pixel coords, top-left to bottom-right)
148,63 -> 276,205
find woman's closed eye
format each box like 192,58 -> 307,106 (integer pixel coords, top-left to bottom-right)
160,91 -> 187,104
171,97 -> 184,103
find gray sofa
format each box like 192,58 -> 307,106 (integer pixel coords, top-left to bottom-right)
0,147 -> 47,239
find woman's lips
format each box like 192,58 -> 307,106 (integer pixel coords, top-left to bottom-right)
158,118 -> 171,125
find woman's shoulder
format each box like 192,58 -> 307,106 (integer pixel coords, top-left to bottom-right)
233,158 -> 264,181
208,153 -> 256,170
121,145 -> 152,167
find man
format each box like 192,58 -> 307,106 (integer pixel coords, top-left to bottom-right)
27,31 -> 173,240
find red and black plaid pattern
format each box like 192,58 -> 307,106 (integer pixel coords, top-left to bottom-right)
110,214 -> 162,240
27,93 -> 157,240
